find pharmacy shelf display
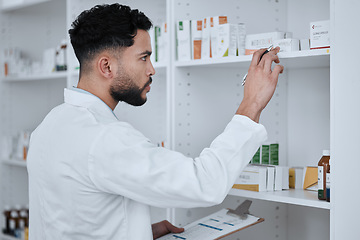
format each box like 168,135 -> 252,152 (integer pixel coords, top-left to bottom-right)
169,0 -> 334,239
175,49 -> 330,69
1,71 -> 67,82
0,0 -> 67,238
229,188 -> 330,210
2,159 -> 27,168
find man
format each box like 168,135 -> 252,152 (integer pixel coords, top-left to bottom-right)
27,3 -> 283,240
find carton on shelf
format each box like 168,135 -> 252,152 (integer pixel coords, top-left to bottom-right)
176,20 -> 191,61
210,16 -> 227,58
310,20 -> 330,50
273,39 -> 300,52
201,17 -> 211,59
233,165 -> 267,192
191,20 -> 202,60
245,31 -> 292,55
214,23 -> 237,58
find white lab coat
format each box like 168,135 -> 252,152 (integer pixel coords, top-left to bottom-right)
27,88 -> 267,240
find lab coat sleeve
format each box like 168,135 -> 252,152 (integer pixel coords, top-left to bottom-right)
88,115 -> 267,208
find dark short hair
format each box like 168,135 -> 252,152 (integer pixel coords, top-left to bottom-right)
68,4 -> 152,69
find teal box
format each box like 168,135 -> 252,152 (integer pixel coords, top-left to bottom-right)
252,148 -> 260,164
270,143 -> 279,165
261,145 -> 270,164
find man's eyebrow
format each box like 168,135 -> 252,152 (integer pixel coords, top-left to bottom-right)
139,50 -> 152,56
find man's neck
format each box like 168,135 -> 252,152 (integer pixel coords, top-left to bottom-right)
77,78 -> 118,110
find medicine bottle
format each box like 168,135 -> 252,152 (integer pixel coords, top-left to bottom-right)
3,205 -> 11,234
318,150 -> 330,200
9,209 -> 19,236
326,159 -> 331,202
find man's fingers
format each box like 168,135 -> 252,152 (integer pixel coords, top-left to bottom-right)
262,53 -> 280,71
164,220 -> 184,233
271,64 -> 284,79
250,48 -> 267,67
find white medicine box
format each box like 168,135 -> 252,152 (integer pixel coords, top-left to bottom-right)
310,20 -> 330,49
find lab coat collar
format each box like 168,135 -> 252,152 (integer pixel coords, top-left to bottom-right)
64,88 -> 119,123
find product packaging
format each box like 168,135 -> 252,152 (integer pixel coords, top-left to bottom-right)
201,17 -> 211,59
214,23 -> 237,58
233,165 -> 267,192
302,166 -> 318,191
310,20 -> 330,49
237,23 -> 246,56
289,167 -> 304,189
273,39 -> 300,52
210,16 -> 228,58
245,31 -> 292,55
176,20 -> 191,61
191,20 -> 202,59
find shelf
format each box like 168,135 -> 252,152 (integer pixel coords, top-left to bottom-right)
0,233 -> 18,240
228,188 -> 330,209
175,49 -> 330,69
2,159 -> 27,168
1,0 -> 50,12
2,71 -> 67,82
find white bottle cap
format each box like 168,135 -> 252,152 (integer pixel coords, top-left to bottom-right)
323,150 -> 330,156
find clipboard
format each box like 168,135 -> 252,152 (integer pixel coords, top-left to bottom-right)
158,200 -> 264,240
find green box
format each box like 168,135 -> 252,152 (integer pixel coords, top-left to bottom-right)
252,148 -> 260,164
270,143 -> 279,165
261,145 -> 270,164
154,26 -> 161,62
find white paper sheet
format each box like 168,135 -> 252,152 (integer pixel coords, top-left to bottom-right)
158,209 -> 262,240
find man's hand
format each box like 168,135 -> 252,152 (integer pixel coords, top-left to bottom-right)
152,220 -> 184,239
236,47 -> 284,122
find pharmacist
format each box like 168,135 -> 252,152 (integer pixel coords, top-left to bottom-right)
27,3 -> 283,240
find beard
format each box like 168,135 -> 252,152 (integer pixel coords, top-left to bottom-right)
110,71 -> 152,107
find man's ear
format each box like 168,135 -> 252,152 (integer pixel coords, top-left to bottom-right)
97,54 -> 117,79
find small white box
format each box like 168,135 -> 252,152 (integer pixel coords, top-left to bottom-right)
233,165 -> 267,192
210,16 -> 228,58
215,23 -> 237,58
310,20 -> 330,49
191,20 -> 202,60
289,167 -> 304,189
237,23 -> 246,56
201,17 -> 211,59
300,39 -> 310,51
274,166 -> 289,191
43,48 -> 56,73
273,39 -> 299,52
149,28 -> 156,63
158,22 -> 168,62
245,31 -> 292,55
266,166 -> 275,191
176,20 -> 191,61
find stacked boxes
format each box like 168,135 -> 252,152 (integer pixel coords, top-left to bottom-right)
209,16 -> 228,58
151,22 -> 169,63
216,23 -> 237,57
245,31 -> 292,55
176,16 -> 246,61
233,164 -> 289,192
176,20 -> 191,61
201,17 -> 211,59
252,143 -> 279,165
